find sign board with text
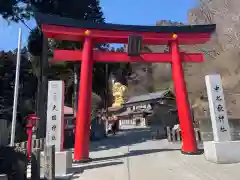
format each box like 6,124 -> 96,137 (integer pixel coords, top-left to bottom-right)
205,74 -> 231,142
46,81 -> 65,152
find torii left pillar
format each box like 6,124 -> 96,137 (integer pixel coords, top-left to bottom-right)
74,33 -> 93,162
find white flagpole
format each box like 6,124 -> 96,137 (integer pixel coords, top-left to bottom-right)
10,28 -> 22,146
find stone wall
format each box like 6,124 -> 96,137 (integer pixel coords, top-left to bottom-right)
0,120 -> 9,146
193,93 -> 240,141
199,118 -> 240,141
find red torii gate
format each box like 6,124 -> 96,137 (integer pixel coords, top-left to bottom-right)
36,13 -> 215,162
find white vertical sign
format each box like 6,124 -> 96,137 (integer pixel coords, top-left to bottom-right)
205,74 -> 231,142
46,81 -> 65,152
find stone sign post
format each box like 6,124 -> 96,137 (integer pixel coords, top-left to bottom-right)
45,80 -> 72,176
204,74 -> 240,164
46,81 -> 64,152
205,74 -> 231,142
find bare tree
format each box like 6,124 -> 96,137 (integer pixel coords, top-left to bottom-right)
186,0 -> 240,118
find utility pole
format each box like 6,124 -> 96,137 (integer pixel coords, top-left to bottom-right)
10,28 -> 22,146
105,63 -> 109,115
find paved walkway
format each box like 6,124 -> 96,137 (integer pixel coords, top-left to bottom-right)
70,127 -> 240,180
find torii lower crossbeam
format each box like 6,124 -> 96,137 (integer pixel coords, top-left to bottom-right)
52,50 -> 204,63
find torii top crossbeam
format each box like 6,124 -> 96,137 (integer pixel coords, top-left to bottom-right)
36,13 -> 215,63
36,13 -> 215,45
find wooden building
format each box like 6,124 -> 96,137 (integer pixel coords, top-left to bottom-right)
117,90 -> 179,128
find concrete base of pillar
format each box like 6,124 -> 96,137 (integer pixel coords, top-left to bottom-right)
41,151 -> 72,176
204,141 -> 240,164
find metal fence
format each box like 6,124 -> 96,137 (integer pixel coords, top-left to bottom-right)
15,138 -> 45,151
14,138 -> 55,180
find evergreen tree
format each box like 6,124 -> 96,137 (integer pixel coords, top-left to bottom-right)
1,0 -> 131,137
0,50 -> 38,143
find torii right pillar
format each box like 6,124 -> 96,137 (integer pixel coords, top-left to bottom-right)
170,34 -> 198,154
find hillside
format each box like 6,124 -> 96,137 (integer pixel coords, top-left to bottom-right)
126,1 -> 240,120
186,2 -> 240,119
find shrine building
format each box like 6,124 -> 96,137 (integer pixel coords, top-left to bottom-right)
116,90 -> 179,128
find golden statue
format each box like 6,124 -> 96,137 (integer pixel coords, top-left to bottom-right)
112,81 -> 127,107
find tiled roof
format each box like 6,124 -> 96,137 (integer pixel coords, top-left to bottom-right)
35,12 -> 216,33
124,90 -> 170,105
108,106 -> 124,112
117,107 -> 153,117
64,106 -> 73,115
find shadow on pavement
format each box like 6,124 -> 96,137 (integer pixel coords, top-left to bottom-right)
69,161 -> 123,174
69,148 -> 179,179
90,127 -> 165,152
26,162 -> 123,180
91,148 -> 179,162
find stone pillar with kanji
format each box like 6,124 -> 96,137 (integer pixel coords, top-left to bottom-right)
204,74 -> 240,164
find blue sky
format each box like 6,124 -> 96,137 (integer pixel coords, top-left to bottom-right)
0,0 -> 196,51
